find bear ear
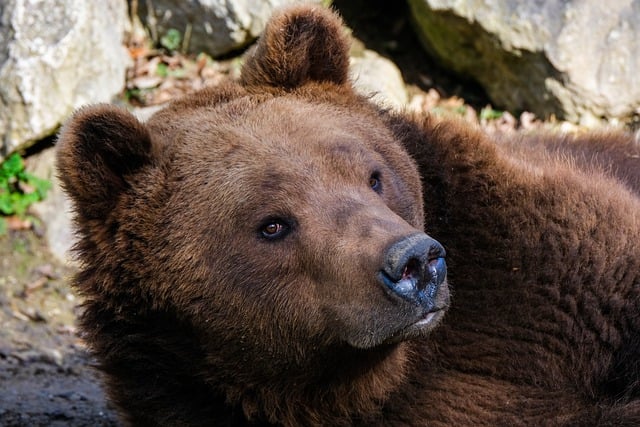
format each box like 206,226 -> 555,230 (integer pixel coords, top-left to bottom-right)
240,5 -> 351,90
56,105 -> 155,220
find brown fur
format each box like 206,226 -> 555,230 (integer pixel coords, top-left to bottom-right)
57,5 -> 639,426
499,130 -> 640,195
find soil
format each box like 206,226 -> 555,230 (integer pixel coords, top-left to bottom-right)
0,230 -> 119,425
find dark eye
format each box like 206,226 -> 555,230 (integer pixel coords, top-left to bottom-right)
259,219 -> 290,240
369,172 -> 382,193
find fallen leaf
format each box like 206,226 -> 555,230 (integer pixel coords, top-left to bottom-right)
131,75 -> 163,90
6,215 -> 32,231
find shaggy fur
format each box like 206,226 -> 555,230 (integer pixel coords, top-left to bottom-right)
57,5 -> 640,426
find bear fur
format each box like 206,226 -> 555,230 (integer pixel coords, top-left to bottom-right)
56,5 -> 640,426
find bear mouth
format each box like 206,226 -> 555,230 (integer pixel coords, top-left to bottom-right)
378,255 -> 450,345
414,307 -> 447,327
382,306 -> 449,345
405,304 -> 448,333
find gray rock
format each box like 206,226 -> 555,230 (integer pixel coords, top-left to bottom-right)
27,147 -> 75,265
408,0 -> 640,124
0,0 -> 130,161
350,49 -> 408,110
132,104 -> 167,122
134,0 -> 328,56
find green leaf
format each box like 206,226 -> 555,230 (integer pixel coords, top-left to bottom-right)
160,28 -> 182,51
480,107 -> 503,121
1,153 -> 24,178
25,174 -> 51,198
125,88 -> 142,102
0,152 -> 51,219
0,193 -> 14,215
156,62 -> 169,78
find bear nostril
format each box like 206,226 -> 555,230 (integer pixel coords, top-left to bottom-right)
401,258 -> 420,281
394,258 -> 421,294
380,233 -> 447,302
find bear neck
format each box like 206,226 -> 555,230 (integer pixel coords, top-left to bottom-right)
85,301 -> 417,425
226,341 -> 415,425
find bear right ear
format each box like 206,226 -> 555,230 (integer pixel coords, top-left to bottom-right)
240,5 -> 351,90
56,105 -> 155,221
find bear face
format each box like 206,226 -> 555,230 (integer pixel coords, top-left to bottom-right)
57,4 -> 640,426
151,95 -> 448,347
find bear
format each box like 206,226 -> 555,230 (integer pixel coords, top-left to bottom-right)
56,4 -> 640,426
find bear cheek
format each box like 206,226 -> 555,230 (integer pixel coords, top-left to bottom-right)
199,250 -> 326,348
323,292 -> 423,349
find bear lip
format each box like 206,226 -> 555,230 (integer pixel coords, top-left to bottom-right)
381,307 -> 448,345
413,307 -> 447,327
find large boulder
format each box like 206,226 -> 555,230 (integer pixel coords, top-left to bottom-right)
27,146 -> 74,264
134,0 -> 328,57
0,0 -> 130,160
408,0 -> 640,125
350,49 -> 408,110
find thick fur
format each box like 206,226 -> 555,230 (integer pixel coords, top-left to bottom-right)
57,5 -> 640,426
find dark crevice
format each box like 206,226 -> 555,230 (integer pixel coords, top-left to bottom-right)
332,0 -> 491,110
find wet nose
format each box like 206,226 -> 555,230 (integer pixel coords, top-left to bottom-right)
379,233 -> 447,306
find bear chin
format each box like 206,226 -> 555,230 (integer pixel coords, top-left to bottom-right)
382,308 -> 448,346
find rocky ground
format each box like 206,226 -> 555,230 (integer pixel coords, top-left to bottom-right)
0,230 -> 119,425
0,2 -> 624,425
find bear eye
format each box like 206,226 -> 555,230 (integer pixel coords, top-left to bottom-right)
369,172 -> 382,193
259,219 -> 291,240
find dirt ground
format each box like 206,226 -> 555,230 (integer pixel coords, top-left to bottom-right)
0,230 -> 119,425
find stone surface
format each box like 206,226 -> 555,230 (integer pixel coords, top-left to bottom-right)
129,47 -> 409,119
408,0 -> 640,124
134,0 -> 328,57
0,0 -> 130,161
350,49 -> 408,110
26,147 -> 75,264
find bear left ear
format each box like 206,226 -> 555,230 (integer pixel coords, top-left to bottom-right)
56,105 -> 155,221
240,5 -> 351,90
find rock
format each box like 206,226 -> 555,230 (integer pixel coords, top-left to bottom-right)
0,0 -> 131,161
129,47 -> 409,119
133,0 -> 328,57
408,0 -> 640,124
26,147 -> 75,265
350,49 -> 408,110
132,104 -> 166,122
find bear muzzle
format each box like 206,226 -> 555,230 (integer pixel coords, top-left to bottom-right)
378,233 -> 448,324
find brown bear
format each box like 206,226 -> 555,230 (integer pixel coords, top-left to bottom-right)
56,4 -> 640,426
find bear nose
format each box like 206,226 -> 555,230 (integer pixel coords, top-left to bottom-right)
379,233 -> 447,306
